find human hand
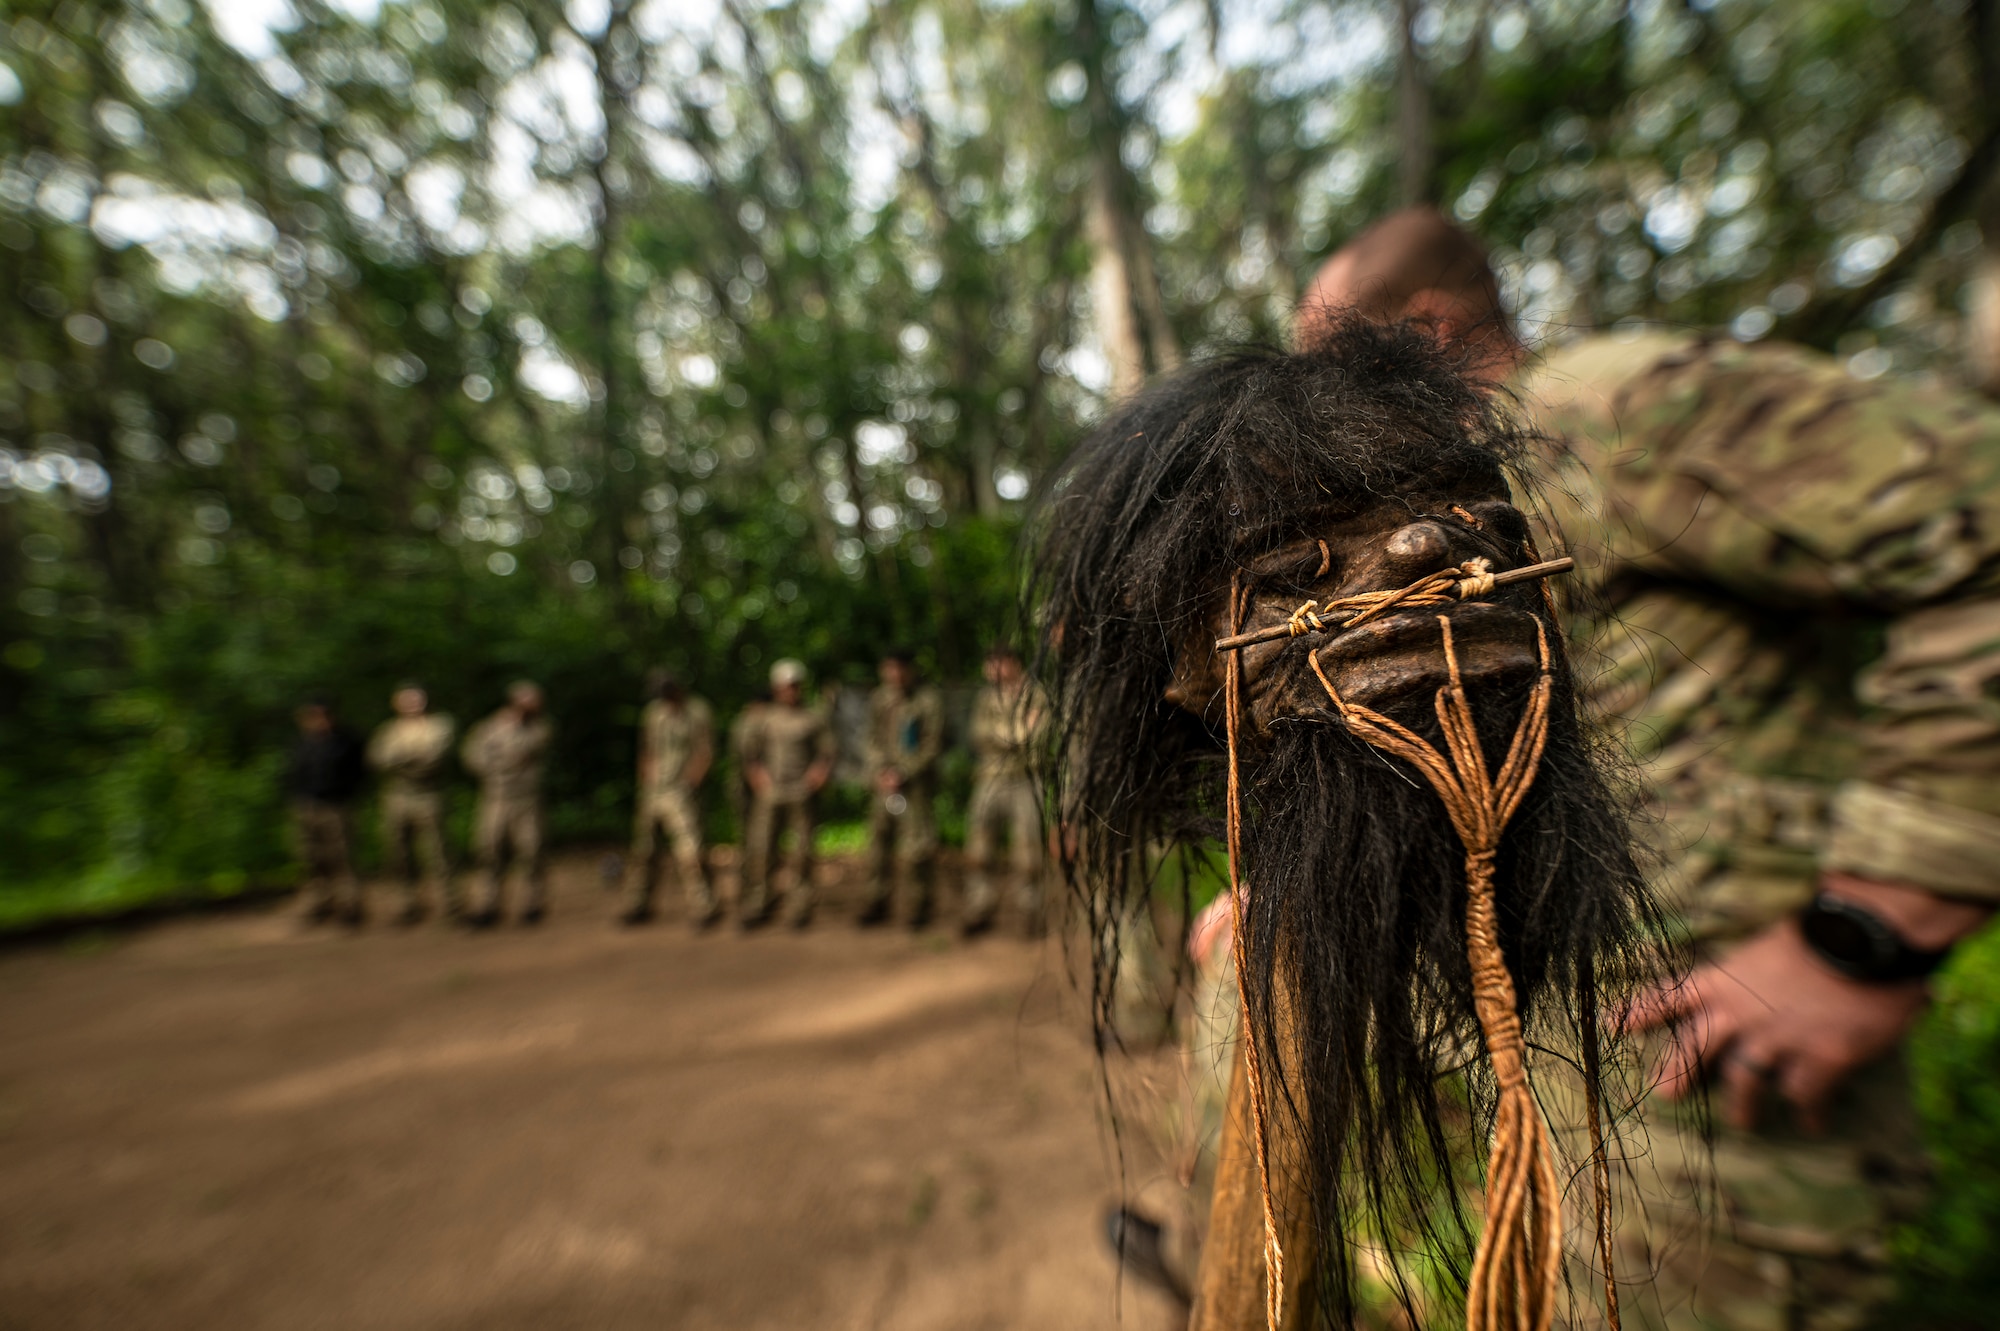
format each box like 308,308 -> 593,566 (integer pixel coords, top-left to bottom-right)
806,760 -> 832,794
1624,917 -> 1928,1133
875,769 -> 902,795
746,765 -> 772,796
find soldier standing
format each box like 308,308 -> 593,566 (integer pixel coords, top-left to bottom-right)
737,659 -> 834,928
461,680 -> 554,928
366,682 -> 456,924
621,671 -> 718,928
285,696 -> 367,927
857,649 -> 944,929
961,644 -> 1049,937
1282,207 -> 2000,1330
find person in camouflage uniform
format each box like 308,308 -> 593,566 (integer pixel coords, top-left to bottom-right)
1291,207 -> 1999,1331
620,671 -> 717,928
737,659 -> 835,928
366,682 -> 456,924
285,696 -> 367,927
856,649 -> 945,929
960,643 -> 1049,937
461,680 -> 554,928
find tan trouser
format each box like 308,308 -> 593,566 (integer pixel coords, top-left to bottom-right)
742,795 -> 815,923
292,799 -> 361,918
381,789 -> 453,912
625,787 -> 713,917
471,795 -> 545,917
962,775 -> 1042,927
862,785 -> 937,917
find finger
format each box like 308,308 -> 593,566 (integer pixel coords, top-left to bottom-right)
1654,1002 -> 1719,1100
1777,1059 -> 1841,1136
1622,976 -> 1697,1034
1719,1046 -> 1771,1132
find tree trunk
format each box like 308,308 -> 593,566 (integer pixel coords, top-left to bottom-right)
1397,0 -> 1434,207
1087,161 -> 1149,401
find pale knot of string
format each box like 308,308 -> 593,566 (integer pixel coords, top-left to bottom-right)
1281,558 -> 1499,639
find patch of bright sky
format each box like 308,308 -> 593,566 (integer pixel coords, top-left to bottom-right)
201,0 -> 387,60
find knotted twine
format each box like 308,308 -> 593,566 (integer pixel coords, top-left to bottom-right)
1221,563 -> 1610,1331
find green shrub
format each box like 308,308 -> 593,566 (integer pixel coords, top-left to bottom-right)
1887,919 -> 2000,1326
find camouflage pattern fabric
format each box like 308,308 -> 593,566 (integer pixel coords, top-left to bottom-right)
460,711 -> 553,805
379,789 -> 453,913
627,786 -> 713,920
469,796 -> 545,919
366,713 -> 455,798
1513,331 -> 2000,1331
637,697 -> 714,800
736,702 -> 834,803
860,684 -> 944,920
963,679 -> 1050,930
741,795 -> 816,926
291,798 -> 361,922
625,697 -> 716,919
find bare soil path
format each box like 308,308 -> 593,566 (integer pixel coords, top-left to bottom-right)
0,856 -> 1186,1331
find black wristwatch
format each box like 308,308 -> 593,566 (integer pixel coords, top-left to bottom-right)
1798,893 -> 1951,983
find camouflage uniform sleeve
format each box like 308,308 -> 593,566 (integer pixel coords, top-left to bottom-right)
366,722 -> 396,773
460,718 -> 491,777
907,688 -> 945,779
863,688 -> 890,772
969,690 -> 1003,761
1524,333 -> 2000,904
735,709 -> 764,766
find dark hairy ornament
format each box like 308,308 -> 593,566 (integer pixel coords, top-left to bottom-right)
1030,319 -> 1669,1330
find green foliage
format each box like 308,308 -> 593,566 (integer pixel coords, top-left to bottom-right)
0,0 -> 1997,1288
1889,919 -> 2000,1325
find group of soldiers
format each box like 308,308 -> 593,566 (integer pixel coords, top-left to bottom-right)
283,645 -> 1050,937
285,679 -> 553,928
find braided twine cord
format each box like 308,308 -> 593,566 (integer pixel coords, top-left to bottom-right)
1221,558 -> 1617,1331
1224,572 -> 1289,1331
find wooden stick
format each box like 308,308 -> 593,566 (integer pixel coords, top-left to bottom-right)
1212,558 -> 1574,654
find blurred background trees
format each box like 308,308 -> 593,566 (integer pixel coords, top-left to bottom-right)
4,0 -> 1998,1306
3,0 -> 1998,897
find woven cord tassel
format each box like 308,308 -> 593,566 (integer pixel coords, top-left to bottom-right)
1309,618 -> 1564,1331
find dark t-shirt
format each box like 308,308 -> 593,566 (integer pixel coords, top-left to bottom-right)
287,727 -> 367,804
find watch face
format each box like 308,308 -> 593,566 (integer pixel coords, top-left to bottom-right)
1800,900 -> 1881,970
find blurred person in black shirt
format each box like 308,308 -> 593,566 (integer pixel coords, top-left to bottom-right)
287,696 -> 367,926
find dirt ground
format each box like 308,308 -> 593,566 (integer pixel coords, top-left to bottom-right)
0,854 -> 1192,1331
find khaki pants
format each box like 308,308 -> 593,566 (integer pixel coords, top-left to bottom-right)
862,785 -> 937,919
742,795 -> 815,924
962,775 -> 1042,928
292,799 -> 361,920
625,787 -> 713,918
471,795 -> 545,918
381,789 -> 453,913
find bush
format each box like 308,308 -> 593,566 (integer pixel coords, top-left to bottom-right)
1888,919 -> 2000,1326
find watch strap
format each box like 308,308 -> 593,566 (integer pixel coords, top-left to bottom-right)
1799,893 -> 1951,983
